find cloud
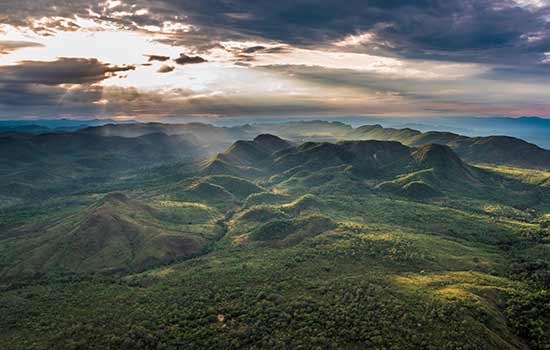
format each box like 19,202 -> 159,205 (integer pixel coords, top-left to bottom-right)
239,45 -> 291,56
0,83 -> 102,107
174,53 -> 207,65
143,1 -> 548,66
157,65 -> 175,73
145,54 -> 170,62
0,65 -> 548,120
1,1 -> 550,119
241,45 -> 268,54
140,0 -> 549,65
0,1 -> 151,33
0,84 -> 154,118
261,64 -> 550,107
2,1 -> 549,66
0,58 -> 135,85
227,44 -> 292,64
0,78 -> 396,119
0,58 -> 136,117
0,40 -> 44,54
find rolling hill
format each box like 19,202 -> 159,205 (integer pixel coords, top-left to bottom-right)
0,193 -> 223,278
350,124 -> 550,169
206,135 -> 545,205
0,131 -> 208,201
1,123 -> 550,350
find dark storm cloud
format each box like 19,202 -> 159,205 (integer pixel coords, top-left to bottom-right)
1,0 -> 549,119
0,83 -> 102,106
145,55 -> 171,62
0,58 -> 135,116
143,0 -> 542,65
174,54 -> 207,65
3,1 -> 549,65
0,58 -> 135,86
146,0 -> 549,64
0,40 -> 44,54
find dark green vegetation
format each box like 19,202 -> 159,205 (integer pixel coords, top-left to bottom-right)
1,121 -> 550,349
350,124 -> 550,169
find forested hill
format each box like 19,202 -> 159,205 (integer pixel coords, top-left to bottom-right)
349,124 -> 550,169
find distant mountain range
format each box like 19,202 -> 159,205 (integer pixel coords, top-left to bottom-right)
337,116 -> 550,149
78,120 -> 550,169
200,116 -> 550,149
3,115 -> 548,146
350,124 -> 550,169
1,120 -> 550,205
0,118 -> 135,133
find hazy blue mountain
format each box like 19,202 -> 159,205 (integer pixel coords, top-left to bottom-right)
0,119 -> 136,134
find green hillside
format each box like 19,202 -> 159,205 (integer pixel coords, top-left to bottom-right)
0,193 -> 224,278
1,126 -> 550,350
350,124 -> 550,170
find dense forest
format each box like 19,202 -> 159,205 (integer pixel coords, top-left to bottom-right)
1,121 -> 550,349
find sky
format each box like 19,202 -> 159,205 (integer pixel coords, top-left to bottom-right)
0,0 -> 549,121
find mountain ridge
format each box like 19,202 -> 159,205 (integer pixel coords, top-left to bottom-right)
351,124 -> 550,169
